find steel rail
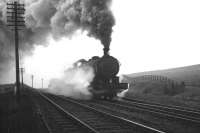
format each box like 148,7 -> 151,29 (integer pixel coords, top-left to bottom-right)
49,94 -> 165,133
77,99 -> 200,132
123,97 -> 200,113
37,91 -> 99,133
120,98 -> 200,123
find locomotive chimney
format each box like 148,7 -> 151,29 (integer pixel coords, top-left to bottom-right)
103,47 -> 110,56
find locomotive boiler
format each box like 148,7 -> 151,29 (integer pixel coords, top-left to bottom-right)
80,48 -> 129,99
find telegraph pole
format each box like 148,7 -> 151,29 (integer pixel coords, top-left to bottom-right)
7,1 -> 25,101
20,68 -> 25,87
31,75 -> 34,88
42,78 -> 44,89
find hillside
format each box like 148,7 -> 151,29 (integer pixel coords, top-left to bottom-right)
122,64 -> 200,109
126,64 -> 200,86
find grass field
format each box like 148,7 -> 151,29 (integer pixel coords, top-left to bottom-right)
124,76 -> 200,110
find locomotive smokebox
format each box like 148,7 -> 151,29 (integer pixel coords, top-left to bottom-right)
97,55 -> 120,78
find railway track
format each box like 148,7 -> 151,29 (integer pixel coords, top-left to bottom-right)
31,89 -> 200,132
123,97 -> 200,112
31,90 -> 98,133
71,97 -> 200,132
38,92 -> 164,133
121,97 -> 200,124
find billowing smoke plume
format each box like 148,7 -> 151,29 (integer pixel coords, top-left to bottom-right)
48,61 -> 94,100
0,0 -> 115,82
24,0 -> 115,48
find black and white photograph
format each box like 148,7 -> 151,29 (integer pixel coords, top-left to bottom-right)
0,0 -> 200,132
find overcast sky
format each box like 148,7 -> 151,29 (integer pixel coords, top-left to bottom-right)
23,0 -> 200,88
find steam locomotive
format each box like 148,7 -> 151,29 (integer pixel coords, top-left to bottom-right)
78,48 -> 129,100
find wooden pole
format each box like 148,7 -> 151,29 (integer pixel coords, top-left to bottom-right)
7,1 -> 25,101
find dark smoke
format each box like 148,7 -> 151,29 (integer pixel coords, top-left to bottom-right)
0,0 -> 115,83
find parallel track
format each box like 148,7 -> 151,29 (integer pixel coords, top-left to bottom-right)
32,90 -> 200,133
43,93 -> 164,133
32,90 -> 98,133
121,97 -> 200,123
123,97 -> 200,112
74,98 -> 200,132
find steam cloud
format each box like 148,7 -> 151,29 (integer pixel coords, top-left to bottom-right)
48,61 -> 94,100
117,75 -> 129,98
0,0 -> 115,82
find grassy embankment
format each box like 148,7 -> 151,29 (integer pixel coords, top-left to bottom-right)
124,64 -> 200,110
